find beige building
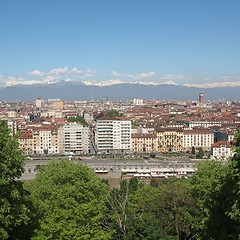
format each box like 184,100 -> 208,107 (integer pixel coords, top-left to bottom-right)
131,133 -> 157,153
18,125 -> 58,155
18,130 -> 34,156
33,126 -> 58,155
7,110 -> 17,118
156,128 -> 183,153
58,123 -> 90,154
52,100 -> 64,110
46,110 -> 63,118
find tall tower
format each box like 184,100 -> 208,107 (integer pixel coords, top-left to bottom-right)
199,92 -> 204,103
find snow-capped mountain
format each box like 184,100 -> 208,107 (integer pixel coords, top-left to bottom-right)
0,80 -> 240,101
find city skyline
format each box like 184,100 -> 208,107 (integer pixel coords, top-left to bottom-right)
1,1 -> 240,88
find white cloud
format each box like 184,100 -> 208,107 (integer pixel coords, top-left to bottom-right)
220,75 -> 231,80
44,74 -> 61,81
71,68 -> 96,78
112,70 -> 155,79
71,67 -> 82,74
162,81 -> 177,85
4,76 -> 18,86
0,75 -> 4,83
83,79 -> 125,86
1,66 -> 97,86
160,74 -> 187,81
183,81 -> 240,88
2,68 -> 240,89
28,69 -> 44,76
50,66 -> 68,75
82,79 -> 178,87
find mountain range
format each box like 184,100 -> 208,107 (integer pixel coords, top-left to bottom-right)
0,81 -> 239,101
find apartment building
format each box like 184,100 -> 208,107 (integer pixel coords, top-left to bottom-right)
156,128 -> 183,153
18,125 -> 59,155
131,133 -> 157,153
18,130 -> 34,155
58,123 -> 90,154
96,117 -> 131,153
183,129 -> 214,152
7,119 -> 17,136
32,126 -> 58,155
211,141 -> 233,160
52,100 -> 64,110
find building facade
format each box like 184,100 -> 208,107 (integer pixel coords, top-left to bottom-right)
58,123 -> 90,154
96,117 -> 131,153
18,125 -> 59,155
156,128 -> 183,153
211,141 -> 233,160
131,133 -> 157,153
183,129 -> 214,152
18,130 -> 34,156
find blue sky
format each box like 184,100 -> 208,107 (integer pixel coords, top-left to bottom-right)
1,0 -> 240,87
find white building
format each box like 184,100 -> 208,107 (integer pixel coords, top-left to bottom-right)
58,123 -> 90,155
96,117 -> 131,153
133,98 -> 144,106
35,98 -> 43,108
7,120 -> 17,136
183,129 -> 214,152
211,141 -> 233,160
189,121 -> 221,129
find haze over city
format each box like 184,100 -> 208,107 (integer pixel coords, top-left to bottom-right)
1,0 -> 240,90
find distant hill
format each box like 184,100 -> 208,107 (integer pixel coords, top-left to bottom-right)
0,81 -> 239,101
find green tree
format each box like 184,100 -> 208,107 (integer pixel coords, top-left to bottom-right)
106,180 -> 129,238
107,178 -> 199,240
196,147 -> 204,159
107,110 -> 124,117
219,130 -> 240,238
191,146 -> 195,155
150,179 -> 201,240
96,110 -> 124,120
0,120 -> 33,239
191,160 -> 232,239
67,115 -> 88,125
27,161 -> 111,240
125,184 -> 177,240
191,130 -> 240,239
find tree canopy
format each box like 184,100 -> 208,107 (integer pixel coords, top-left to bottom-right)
96,109 -> 124,120
0,120 -> 33,240
27,161 -> 110,240
191,130 -> 240,239
67,115 -> 88,125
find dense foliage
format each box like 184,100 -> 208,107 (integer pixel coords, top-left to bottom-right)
0,120 -> 33,240
96,109 -> 124,119
27,161 -> 110,239
67,115 -> 88,125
